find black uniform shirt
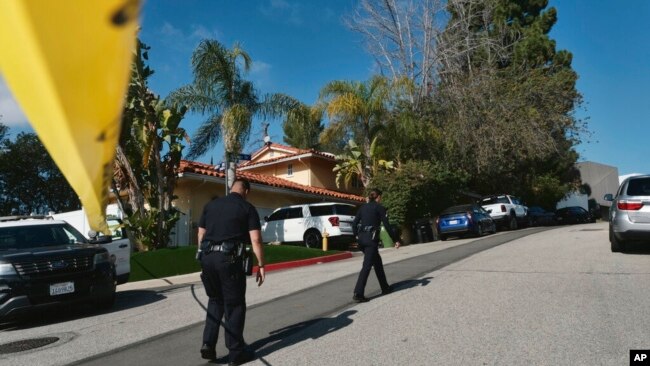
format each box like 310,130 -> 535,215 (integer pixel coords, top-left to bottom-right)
352,201 -> 399,242
199,192 -> 261,244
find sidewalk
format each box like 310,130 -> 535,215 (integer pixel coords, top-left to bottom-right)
117,236 -> 487,292
117,251 -> 358,292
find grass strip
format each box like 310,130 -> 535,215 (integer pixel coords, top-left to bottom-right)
129,245 -> 341,282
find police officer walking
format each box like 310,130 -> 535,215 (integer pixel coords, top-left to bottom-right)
197,179 -> 266,365
352,188 -> 400,303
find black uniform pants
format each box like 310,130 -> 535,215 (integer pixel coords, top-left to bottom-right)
353,232 -> 389,296
200,251 -> 247,362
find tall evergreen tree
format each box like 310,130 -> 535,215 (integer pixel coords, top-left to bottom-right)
435,0 -> 585,199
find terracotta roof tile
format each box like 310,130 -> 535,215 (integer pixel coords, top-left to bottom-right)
179,160 -> 364,202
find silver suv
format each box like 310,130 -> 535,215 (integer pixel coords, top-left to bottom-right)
604,175 -> 650,252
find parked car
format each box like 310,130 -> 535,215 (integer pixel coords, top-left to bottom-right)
0,216 -> 116,320
554,206 -> 594,225
436,204 -> 496,241
479,194 -> 527,230
262,203 -> 357,248
526,206 -> 557,226
52,209 -> 131,284
604,174 -> 650,252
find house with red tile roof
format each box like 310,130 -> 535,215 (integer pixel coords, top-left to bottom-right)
170,143 -> 365,246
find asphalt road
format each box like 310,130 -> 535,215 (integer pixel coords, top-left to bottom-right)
5,223 -> 648,366
72,227 -> 552,366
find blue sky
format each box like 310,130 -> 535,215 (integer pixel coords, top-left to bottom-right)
0,0 -> 648,176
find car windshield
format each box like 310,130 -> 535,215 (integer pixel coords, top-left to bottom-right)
626,178 -> 650,196
481,196 -> 509,205
441,205 -> 473,215
0,223 -> 87,251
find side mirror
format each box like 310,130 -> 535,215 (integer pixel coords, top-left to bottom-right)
263,216 -> 269,222
89,235 -> 112,244
603,193 -> 614,202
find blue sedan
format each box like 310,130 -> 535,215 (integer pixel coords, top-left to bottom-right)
436,204 -> 497,241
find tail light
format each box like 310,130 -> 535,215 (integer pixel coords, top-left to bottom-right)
617,200 -> 643,211
500,205 -> 506,213
328,216 -> 340,226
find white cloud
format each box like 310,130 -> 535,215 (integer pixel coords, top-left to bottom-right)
248,61 -> 273,90
157,22 -> 222,53
259,0 -> 303,26
0,75 -> 29,127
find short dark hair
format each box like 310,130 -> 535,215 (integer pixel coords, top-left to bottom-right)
232,178 -> 251,191
368,188 -> 382,201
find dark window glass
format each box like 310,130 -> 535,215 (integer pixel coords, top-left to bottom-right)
0,223 -> 86,250
286,208 -> 303,219
481,196 -> 510,205
334,205 -> 356,216
627,178 -> 650,196
268,209 -> 288,221
309,205 -> 335,217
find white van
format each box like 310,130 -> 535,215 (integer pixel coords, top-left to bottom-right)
52,208 -> 131,284
261,202 -> 357,248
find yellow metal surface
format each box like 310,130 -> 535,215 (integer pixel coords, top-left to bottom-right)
0,0 -> 139,232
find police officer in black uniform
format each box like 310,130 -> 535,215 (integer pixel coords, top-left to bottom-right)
197,179 -> 266,365
352,188 -> 400,302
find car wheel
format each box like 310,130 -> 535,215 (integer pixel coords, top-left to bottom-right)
508,214 -> 518,230
303,230 -> 322,249
610,227 -> 625,252
476,224 -> 483,237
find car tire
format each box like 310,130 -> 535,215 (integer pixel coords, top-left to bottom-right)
610,228 -> 625,252
508,214 -> 518,230
476,224 -> 483,237
303,230 -> 322,249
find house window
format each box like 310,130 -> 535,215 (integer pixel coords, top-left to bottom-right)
287,163 -> 293,177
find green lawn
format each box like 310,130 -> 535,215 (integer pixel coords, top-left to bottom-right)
129,245 -> 342,282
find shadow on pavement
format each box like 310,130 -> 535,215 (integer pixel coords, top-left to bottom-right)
391,277 -> 433,292
247,310 -> 357,361
620,242 -> 650,255
0,290 -> 166,331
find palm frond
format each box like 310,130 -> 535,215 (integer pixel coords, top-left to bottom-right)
232,42 -> 252,72
319,80 -> 357,100
191,39 -> 235,101
187,114 -> 223,159
166,84 -> 224,115
258,93 -> 301,119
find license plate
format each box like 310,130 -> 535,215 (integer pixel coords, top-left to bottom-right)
50,282 -> 74,296
340,222 -> 351,228
449,220 -> 459,225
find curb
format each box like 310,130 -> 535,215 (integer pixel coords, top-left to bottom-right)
252,252 -> 353,273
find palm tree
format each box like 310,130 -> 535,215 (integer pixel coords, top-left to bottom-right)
282,103 -> 324,149
168,39 -> 298,193
319,75 -> 411,187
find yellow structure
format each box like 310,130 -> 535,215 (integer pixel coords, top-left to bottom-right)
0,0 -> 139,233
